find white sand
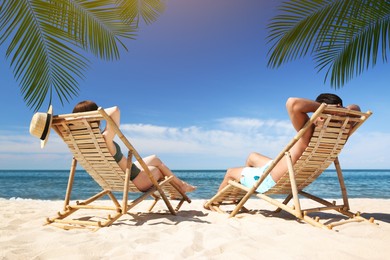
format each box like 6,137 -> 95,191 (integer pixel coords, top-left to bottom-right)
1,198 -> 389,260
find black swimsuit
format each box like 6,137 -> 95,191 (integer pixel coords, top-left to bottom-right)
113,141 -> 141,180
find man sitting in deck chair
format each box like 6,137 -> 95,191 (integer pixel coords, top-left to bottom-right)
213,93 -> 359,195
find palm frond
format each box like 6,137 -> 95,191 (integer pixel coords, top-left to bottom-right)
315,1 -> 390,86
267,0 -> 337,67
0,0 -> 145,111
116,0 -> 165,26
1,0 -> 88,110
49,0 -> 137,60
267,0 -> 390,88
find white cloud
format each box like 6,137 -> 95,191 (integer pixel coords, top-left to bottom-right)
1,118 -> 389,169
338,131 -> 390,168
119,118 -> 295,158
217,117 -> 293,135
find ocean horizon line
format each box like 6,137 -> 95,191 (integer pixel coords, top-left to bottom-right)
1,168 -> 390,171
1,169 -> 389,199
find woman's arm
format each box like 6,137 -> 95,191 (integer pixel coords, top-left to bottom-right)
102,106 -> 120,142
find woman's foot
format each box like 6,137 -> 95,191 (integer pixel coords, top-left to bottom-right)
181,181 -> 196,193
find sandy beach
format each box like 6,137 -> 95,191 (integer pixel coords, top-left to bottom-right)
1,198 -> 389,260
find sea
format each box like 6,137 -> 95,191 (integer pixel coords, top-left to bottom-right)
0,169 -> 389,201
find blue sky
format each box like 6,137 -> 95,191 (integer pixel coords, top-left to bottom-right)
0,0 -> 389,170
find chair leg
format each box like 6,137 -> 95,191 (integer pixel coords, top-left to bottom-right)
285,152 -> 302,219
148,196 -> 160,212
274,194 -> 293,213
122,153 -> 132,213
175,199 -> 186,211
64,157 -> 77,211
334,157 -> 350,210
230,187 -> 255,217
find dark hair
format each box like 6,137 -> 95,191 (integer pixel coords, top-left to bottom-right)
315,93 -> 343,106
72,100 -> 100,127
72,100 -> 98,113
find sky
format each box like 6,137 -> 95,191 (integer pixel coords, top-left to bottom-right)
0,0 -> 389,170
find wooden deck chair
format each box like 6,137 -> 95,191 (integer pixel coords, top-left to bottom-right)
46,108 -> 191,231
205,104 -> 374,229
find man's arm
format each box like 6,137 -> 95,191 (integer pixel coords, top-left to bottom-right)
286,97 -> 321,132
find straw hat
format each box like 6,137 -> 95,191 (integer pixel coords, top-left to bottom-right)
29,105 -> 53,148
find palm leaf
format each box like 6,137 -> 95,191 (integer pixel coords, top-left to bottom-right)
53,0 -> 137,60
116,0 -> 165,26
267,0 -> 390,87
1,1 -> 85,109
0,0 -> 155,111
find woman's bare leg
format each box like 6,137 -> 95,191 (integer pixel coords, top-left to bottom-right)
132,166 -> 164,192
136,155 -> 196,193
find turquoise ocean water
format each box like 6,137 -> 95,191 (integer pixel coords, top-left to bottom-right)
0,169 -> 389,200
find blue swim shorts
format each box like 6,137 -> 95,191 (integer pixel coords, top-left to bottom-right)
240,160 -> 275,193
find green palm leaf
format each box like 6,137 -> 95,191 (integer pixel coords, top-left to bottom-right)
1,1 -> 86,109
0,0 -> 164,111
267,0 -> 390,87
51,0 -> 137,59
116,0 -> 165,26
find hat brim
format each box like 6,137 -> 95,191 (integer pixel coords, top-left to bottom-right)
40,105 -> 53,148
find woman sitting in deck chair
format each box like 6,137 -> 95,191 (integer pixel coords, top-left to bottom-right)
73,100 -> 196,194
